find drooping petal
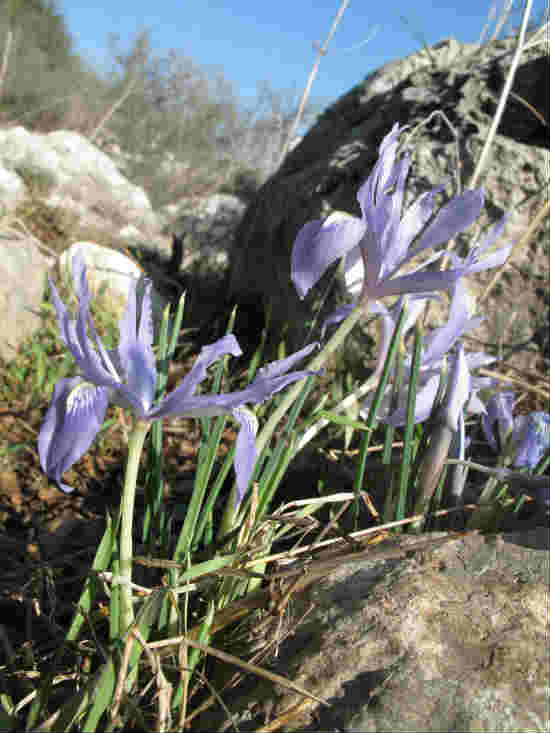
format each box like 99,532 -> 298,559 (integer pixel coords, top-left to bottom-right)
231,407 -> 259,505
291,213 -> 366,299
38,377 -> 109,492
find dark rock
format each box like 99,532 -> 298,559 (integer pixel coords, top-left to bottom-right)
226,36 -> 549,359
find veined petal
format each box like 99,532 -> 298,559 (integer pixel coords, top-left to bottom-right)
231,407 -> 259,506
38,377 -> 109,492
291,213 -> 366,299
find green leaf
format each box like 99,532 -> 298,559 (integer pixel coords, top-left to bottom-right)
66,511 -> 120,642
82,657 -> 116,732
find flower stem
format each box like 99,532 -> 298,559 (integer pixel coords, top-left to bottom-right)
119,419 -> 151,634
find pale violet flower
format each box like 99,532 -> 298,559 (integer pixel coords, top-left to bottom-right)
362,280 -> 495,426
482,394 -> 550,470
38,253 -> 320,502
291,123 -> 512,328
481,392 -> 517,453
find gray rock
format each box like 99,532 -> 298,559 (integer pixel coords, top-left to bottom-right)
226,36 -> 549,357
197,528 -> 549,732
0,126 -> 162,236
0,231 -> 53,361
0,127 -> 245,357
58,242 -> 167,329
159,192 -> 246,273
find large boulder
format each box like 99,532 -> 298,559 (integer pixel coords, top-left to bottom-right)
226,36 -> 549,360
0,126 -> 171,358
58,242 -> 167,328
0,232 -> 53,361
0,123 -> 246,358
196,527 -> 550,732
0,126 -> 162,240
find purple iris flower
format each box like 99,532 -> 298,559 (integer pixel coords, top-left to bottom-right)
291,123 -> 512,327
38,253 -> 320,500
482,394 -> 550,470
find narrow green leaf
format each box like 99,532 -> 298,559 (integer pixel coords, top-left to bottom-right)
396,319 -> 424,526
66,511 -> 120,642
352,299 -> 410,525
82,657 -> 116,732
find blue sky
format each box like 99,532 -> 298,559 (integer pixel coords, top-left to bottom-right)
59,0 -> 546,113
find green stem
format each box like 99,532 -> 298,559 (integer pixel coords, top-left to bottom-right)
119,419 -> 151,634
254,303 -> 366,459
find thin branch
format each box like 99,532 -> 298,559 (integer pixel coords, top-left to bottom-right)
469,0 -> 534,189
277,0 -> 351,167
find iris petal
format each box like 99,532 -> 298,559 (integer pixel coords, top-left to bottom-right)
38,377 -> 109,492
231,407 -> 259,504
291,214 -> 366,299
